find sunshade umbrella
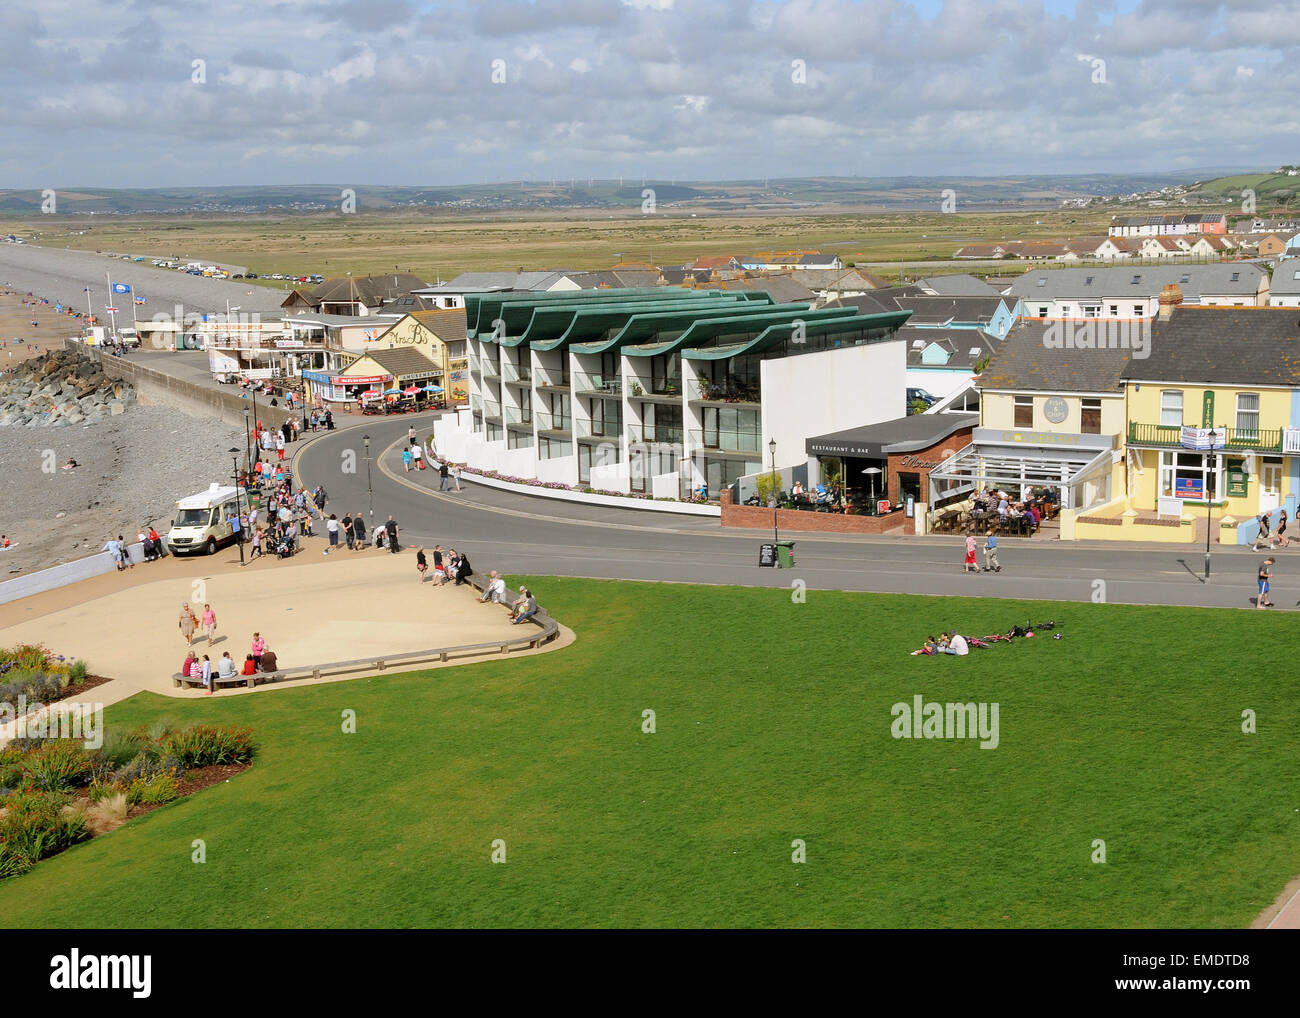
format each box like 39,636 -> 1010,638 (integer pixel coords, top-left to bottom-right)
402,385 -> 421,395
383,388 -> 402,396
423,384 -> 443,393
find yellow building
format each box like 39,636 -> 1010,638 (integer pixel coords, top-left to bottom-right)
370,309 -> 469,404
1120,306 -> 1300,544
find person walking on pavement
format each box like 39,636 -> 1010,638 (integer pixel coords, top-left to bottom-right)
352,512 -> 366,550
983,532 -> 1001,573
1257,557 -> 1275,608
385,515 -> 399,553
439,460 -> 450,491
451,463 -> 461,491
963,533 -> 980,574
1251,512 -> 1272,552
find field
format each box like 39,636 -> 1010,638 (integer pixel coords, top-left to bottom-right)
0,207 -> 1123,284
0,578 -> 1295,928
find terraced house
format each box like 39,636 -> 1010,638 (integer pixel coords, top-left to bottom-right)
1120,307 -> 1300,545
437,287 -> 910,499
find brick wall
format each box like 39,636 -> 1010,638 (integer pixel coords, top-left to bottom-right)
886,429 -> 974,504
720,490 -> 907,534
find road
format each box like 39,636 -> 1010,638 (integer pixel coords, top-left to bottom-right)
0,242 -> 289,321
294,416 -> 1289,612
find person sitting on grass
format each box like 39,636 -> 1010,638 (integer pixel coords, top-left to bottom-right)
909,635 -> 939,656
479,570 -> 506,604
511,589 -> 539,625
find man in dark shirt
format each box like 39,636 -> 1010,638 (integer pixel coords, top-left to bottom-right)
259,647 -> 279,672
385,515 -> 399,553
342,514 -> 354,550
1257,557 -> 1275,609
453,550 -> 472,583
352,512 -> 366,549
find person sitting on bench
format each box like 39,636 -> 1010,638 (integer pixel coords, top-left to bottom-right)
511,589 -> 539,625
241,654 -> 257,676
259,647 -> 278,672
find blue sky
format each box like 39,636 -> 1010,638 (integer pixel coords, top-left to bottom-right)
0,0 -> 1296,188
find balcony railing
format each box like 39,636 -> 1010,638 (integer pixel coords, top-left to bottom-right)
535,368 -> 570,389
535,410 -> 572,432
480,359 -> 500,379
505,405 -> 533,426
502,361 -> 532,385
628,424 -> 684,445
482,400 -> 502,420
574,372 -> 622,397
1127,422 -> 1282,452
690,428 -> 762,454
470,394 -> 483,413
577,417 -> 623,439
468,355 -> 481,374
690,379 -> 762,404
650,375 -> 682,397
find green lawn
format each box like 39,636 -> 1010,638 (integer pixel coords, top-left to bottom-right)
1,579 -> 1296,928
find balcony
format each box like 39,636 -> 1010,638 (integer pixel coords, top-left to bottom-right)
535,368 -> 570,391
470,394 -> 483,413
502,361 -> 532,386
626,376 -> 682,400
535,410 -> 572,433
1127,422 -> 1282,452
688,379 -> 762,406
482,400 -> 502,421
505,405 -> 533,427
480,359 -> 500,379
577,417 -> 623,440
628,424 -> 684,445
690,428 -> 762,455
574,372 -> 622,397
468,355 -> 481,374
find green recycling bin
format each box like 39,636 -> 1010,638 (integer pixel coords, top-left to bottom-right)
776,541 -> 796,568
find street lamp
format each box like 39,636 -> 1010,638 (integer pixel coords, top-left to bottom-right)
300,356 -> 309,433
363,434 -> 373,523
1205,426 -> 1221,580
768,437 -> 779,548
229,447 -> 245,566
243,405 -> 251,474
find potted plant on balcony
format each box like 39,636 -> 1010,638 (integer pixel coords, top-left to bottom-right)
629,380 -> 643,397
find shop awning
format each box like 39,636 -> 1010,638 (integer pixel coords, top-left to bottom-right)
806,413 -> 978,459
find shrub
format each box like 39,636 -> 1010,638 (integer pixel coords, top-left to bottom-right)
125,774 -> 178,807
67,660 -> 88,685
21,742 -> 94,792
98,730 -> 144,771
160,726 -> 254,769
111,750 -> 179,787
0,747 -> 22,790
0,789 -> 89,875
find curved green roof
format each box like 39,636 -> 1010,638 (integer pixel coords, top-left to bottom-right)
621,307 -> 849,358
468,287 -> 701,339
520,296 -> 752,350
561,299 -> 776,354
681,309 -> 912,360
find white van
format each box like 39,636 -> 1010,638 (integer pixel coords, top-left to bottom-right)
166,484 -> 242,556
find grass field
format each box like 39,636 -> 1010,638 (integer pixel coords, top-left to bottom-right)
1,207 -> 1122,283
1,578 -> 1295,928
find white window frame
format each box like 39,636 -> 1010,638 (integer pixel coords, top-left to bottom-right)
1159,390 -> 1183,428
1236,392 -> 1260,438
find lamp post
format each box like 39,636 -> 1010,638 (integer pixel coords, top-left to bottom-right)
300,357 -> 309,433
229,448 -> 245,566
768,437 -> 779,548
363,434 -> 373,523
243,405 -> 251,475
1205,426 -> 1220,580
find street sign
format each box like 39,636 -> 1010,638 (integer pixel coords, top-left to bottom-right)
758,543 -> 776,567
1179,426 -> 1226,450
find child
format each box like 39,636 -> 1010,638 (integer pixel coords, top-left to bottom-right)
910,635 -> 939,656
416,547 -> 428,582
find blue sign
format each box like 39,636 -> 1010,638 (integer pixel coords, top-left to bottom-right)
1175,478 -> 1204,499
303,370 -> 332,384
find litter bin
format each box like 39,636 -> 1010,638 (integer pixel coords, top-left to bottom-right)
776,541 -> 796,568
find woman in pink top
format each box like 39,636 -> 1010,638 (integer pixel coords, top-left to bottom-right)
251,632 -> 265,669
202,604 -> 217,646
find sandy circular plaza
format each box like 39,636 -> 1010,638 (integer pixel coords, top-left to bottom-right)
0,544 -> 568,708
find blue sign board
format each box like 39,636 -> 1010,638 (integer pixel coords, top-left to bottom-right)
1175,478 -> 1204,499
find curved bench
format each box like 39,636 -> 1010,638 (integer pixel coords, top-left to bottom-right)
171,581 -> 558,690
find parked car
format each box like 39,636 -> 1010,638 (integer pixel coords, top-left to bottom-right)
906,387 -> 937,414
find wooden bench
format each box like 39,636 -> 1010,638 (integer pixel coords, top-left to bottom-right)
173,670 -> 284,690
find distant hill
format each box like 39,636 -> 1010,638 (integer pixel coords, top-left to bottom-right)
0,172 -> 1222,216
1185,171 -> 1299,208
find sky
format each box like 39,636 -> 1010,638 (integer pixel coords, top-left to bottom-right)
1,0 -> 1297,188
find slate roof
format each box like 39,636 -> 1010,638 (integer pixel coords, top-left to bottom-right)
409,308 -> 469,345
892,295 -> 1003,325
1121,308 -> 1300,386
788,268 -> 878,291
1007,264 -> 1267,300
916,274 -> 1004,297
700,273 -> 817,304
977,320 -> 1132,393
824,286 -> 927,315
901,326 -> 999,369
305,273 -> 429,308
360,347 -> 443,377
1272,265 -> 1300,296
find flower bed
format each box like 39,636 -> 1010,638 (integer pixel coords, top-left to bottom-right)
0,644 -> 110,710
0,723 -> 255,880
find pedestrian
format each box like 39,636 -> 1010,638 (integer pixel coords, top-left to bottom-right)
353,512 -> 366,549
1275,509 -> 1290,549
179,603 -> 198,645
275,431 -> 285,462
102,536 -> 125,571
251,632 -> 265,669
416,547 -> 428,582
432,544 -> 445,585
385,515 -> 399,553
202,603 -> 217,646
451,463 -> 461,491
411,442 -> 424,471
314,485 -> 327,514
963,533 -> 980,573
407,424 -> 416,445
402,446 -> 412,472
342,513 -> 354,550
984,532 -> 1001,573
1252,512 -> 1272,552
326,513 -> 339,552
1257,557 -> 1275,608
438,460 -> 450,491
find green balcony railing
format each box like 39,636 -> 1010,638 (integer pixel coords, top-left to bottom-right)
1128,422 -> 1282,452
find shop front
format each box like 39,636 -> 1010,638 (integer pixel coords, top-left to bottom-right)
303,369 -> 392,405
